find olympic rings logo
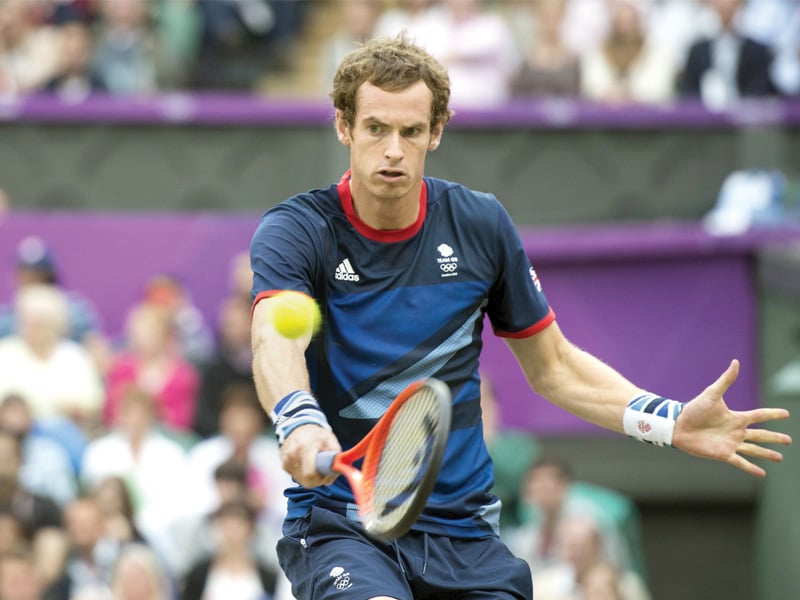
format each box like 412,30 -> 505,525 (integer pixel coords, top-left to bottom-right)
440,263 -> 458,272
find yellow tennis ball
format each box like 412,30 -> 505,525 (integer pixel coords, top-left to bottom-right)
270,291 -> 321,339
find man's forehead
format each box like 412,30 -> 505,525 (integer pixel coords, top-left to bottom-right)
354,80 -> 433,122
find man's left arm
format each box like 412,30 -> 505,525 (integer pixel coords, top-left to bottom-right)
505,321 -> 791,477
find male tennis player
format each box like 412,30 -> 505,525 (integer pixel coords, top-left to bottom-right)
249,36 -> 791,600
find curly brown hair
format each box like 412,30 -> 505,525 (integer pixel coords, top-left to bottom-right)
331,35 -> 453,132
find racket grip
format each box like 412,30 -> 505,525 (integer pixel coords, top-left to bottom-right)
315,451 -> 337,476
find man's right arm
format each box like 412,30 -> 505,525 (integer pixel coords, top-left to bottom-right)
251,298 -> 340,488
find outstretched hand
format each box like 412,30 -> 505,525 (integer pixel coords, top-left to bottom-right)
671,359 -> 792,477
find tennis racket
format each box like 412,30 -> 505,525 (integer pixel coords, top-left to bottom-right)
315,378 -> 452,540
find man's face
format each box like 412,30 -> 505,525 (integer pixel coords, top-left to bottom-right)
337,80 -> 442,208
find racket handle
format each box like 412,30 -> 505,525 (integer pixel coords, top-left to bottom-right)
315,451 -> 337,476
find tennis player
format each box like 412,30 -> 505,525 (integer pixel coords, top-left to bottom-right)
249,35 -> 791,600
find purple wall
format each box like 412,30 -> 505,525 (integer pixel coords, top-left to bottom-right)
1,213 -> 794,435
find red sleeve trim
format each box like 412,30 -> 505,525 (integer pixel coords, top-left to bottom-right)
251,289 -> 282,320
493,307 -> 556,339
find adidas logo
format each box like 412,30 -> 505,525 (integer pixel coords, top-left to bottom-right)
335,258 -> 360,282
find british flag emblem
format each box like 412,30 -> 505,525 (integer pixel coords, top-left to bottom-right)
529,267 -> 542,292
638,420 -> 651,434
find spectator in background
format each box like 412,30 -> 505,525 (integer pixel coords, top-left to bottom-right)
0,430 -> 65,577
318,0 -> 382,97
44,18 -> 107,101
581,0 -> 676,104
0,285 -> 104,431
191,0 -> 276,90
193,295 -> 256,439
82,387 -> 188,563
0,236 -> 109,369
151,0 -> 202,89
511,0 -> 581,98
0,548 -> 47,600
410,0 -> 520,109
678,0 -> 777,108
532,515 -> 651,600
740,0 -> 800,97
0,394 -> 77,507
47,496 -> 119,600
0,0 -> 61,94
92,0 -> 158,95
374,0 -> 441,40
582,562 -> 626,600
104,301 -> 199,432
180,500 -> 278,600
141,273 -> 215,366
185,385 -> 291,554
109,543 -> 174,600
89,476 -> 149,549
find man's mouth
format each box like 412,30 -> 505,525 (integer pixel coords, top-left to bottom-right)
378,168 -> 405,180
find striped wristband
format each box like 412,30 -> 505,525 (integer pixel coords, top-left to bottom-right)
623,392 -> 684,447
271,390 -> 332,445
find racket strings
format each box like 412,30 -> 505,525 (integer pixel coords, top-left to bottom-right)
368,389 -> 441,532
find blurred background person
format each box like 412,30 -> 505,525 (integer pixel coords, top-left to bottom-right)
582,562 -> 626,600
88,476 -> 150,549
180,499 -> 278,600
533,514 -> 651,600
92,0 -> 157,95
109,543 -> 174,600
0,429 -> 66,584
47,496 -> 118,600
0,236 -> 109,372
581,0 -> 676,104
193,295 -> 256,439
104,302 -> 199,432
0,0 -> 60,94
0,394 -> 77,507
185,385 -> 290,537
374,0 -> 440,39
140,273 -> 215,367
82,387 -> 188,565
0,548 -> 47,600
318,0 -> 381,97
0,284 -> 104,432
43,17 -> 107,101
678,0 -> 777,108
409,0 -> 520,109
511,0 -> 581,98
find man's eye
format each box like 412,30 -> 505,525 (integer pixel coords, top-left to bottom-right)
368,125 -> 382,134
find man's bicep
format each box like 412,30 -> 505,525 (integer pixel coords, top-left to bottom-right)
504,320 -> 570,391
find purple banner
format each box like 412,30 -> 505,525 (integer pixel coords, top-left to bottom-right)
1,213 -> 796,435
1,94 -> 798,129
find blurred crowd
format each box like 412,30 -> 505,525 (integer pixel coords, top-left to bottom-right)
0,233 -> 659,599
0,0 -> 798,108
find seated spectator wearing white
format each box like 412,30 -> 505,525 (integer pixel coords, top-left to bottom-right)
533,515 -> 651,600
185,385 -> 291,547
739,0 -> 800,96
408,0 -> 521,109
81,387 -> 189,563
0,236 -> 110,371
581,0 -> 676,104
506,457 -> 637,579
0,285 -> 104,431
0,0 -> 61,94
582,561 -> 626,600
0,394 -> 77,507
511,0 -> 582,99
678,0 -> 778,108
180,500 -> 278,600
374,0 -> 441,40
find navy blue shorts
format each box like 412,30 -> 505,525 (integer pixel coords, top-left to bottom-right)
277,506 -> 532,599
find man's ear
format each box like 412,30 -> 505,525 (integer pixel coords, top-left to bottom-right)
428,124 -> 443,151
335,110 -> 351,146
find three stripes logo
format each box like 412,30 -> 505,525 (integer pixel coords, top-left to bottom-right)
335,258 -> 360,282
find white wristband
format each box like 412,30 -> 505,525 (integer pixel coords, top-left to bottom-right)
623,392 -> 684,447
271,390 -> 332,445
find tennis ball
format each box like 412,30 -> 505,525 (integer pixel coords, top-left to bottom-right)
270,291 -> 321,339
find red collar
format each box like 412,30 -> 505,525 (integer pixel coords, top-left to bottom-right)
336,170 -> 427,242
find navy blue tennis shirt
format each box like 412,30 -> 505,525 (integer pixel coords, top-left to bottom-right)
251,172 -> 555,538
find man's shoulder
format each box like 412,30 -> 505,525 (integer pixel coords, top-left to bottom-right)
426,176 -> 500,207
